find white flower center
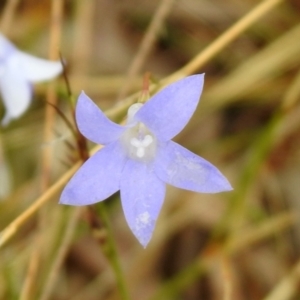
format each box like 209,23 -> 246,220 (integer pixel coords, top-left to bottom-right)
121,104 -> 157,161
130,134 -> 154,158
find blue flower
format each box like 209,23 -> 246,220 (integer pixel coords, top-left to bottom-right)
60,75 -> 232,247
0,33 -> 62,125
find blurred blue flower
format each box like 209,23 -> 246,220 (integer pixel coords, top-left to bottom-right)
0,33 -> 62,125
60,75 -> 232,247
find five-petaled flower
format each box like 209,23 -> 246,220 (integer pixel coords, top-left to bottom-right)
60,75 -> 232,247
0,33 -> 62,125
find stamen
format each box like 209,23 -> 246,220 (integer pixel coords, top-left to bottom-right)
137,148 -> 145,158
142,135 -> 153,147
130,137 -> 141,147
129,134 -> 154,158
121,104 -> 157,161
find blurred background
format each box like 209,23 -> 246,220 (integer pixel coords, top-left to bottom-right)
1,0 -> 300,299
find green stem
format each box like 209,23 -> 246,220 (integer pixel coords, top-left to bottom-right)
213,111 -> 283,238
96,202 -> 131,300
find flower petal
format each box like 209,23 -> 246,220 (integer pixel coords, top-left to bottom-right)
135,75 -> 204,141
0,34 -> 15,60
0,68 -> 31,126
15,51 -> 62,82
60,141 -> 127,206
155,141 -> 232,193
76,92 -> 127,145
120,160 -> 165,247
